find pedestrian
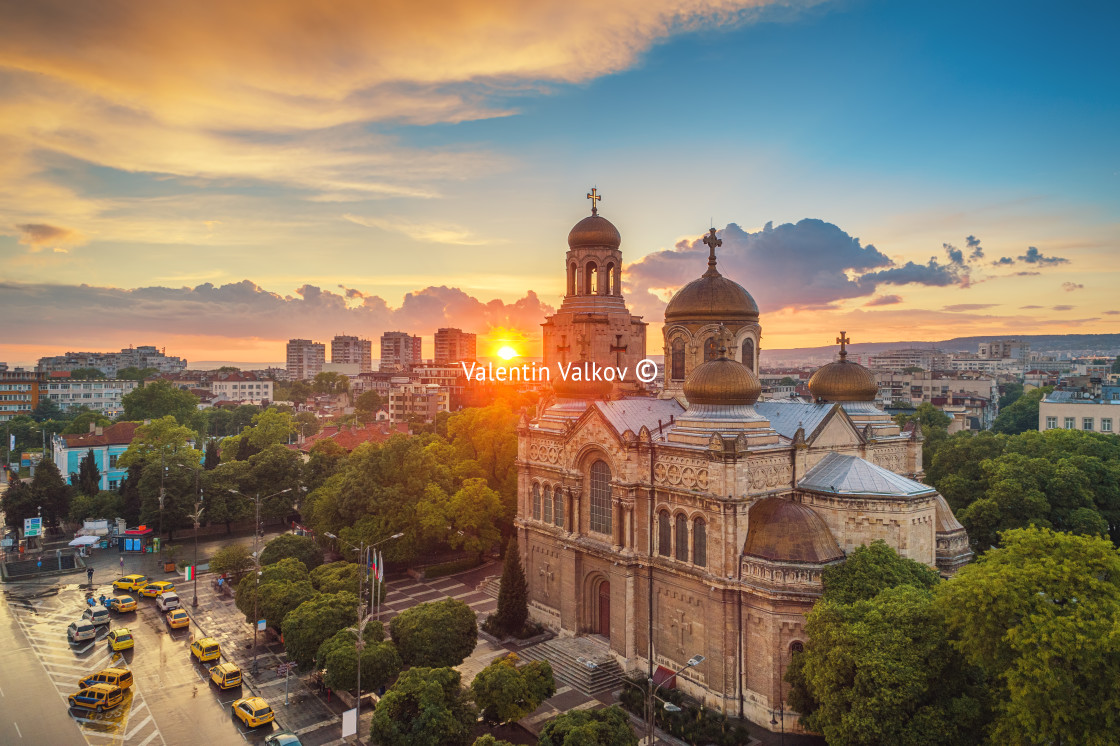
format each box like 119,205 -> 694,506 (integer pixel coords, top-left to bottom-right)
87,566 -> 94,585
36,557 -> 42,569
119,555 -> 124,572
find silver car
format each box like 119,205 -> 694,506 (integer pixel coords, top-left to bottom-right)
82,606 -> 110,626
155,592 -> 181,612
67,620 -> 97,643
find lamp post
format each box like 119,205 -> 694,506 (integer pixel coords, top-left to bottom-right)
325,531 -> 404,745
189,493 -> 203,608
646,655 -> 705,746
770,655 -> 786,746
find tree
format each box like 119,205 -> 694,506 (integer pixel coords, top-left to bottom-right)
235,557 -> 311,624
117,416 -> 201,471
259,579 -> 318,631
303,439 -> 348,492
472,738 -> 515,746
116,366 -> 159,381
494,536 -> 529,635
902,365 -> 926,374
31,397 -> 63,422
792,585 -> 988,746
820,540 -> 941,605
318,624 -> 402,694
471,653 -> 555,725
893,402 -> 952,431
118,461 -> 144,525
31,458 -> 71,525
417,478 -> 504,560
282,591 -> 359,669
203,439 -> 220,470
369,667 -> 477,746
997,382 -> 1024,410
77,448 -> 101,497
389,598 -> 477,668
62,410 -> 112,435
936,527 -> 1120,745
69,490 -> 125,523
313,371 -> 350,395
991,386 -> 1051,435
260,533 -> 324,570
355,391 -> 383,422
68,367 -> 106,380
310,561 -> 360,595
538,706 -> 638,746
208,543 -> 255,581
1,475 -> 36,530
245,408 -> 297,450
121,380 -> 199,425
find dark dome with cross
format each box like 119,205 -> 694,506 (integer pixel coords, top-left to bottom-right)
664,228 -> 759,323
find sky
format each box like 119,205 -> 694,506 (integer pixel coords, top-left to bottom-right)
1,0 -> 1117,366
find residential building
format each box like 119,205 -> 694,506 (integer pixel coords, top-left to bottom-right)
1039,390 -> 1120,434
413,363 -> 469,410
875,371 -> 998,427
286,339 -> 326,381
978,339 -> 1029,362
433,328 -> 477,364
0,370 -> 44,421
52,422 -> 141,491
37,345 -> 187,377
387,382 -> 448,423
41,378 -> 140,417
211,371 -> 274,404
867,348 -> 952,371
380,332 -> 421,371
331,335 -> 373,373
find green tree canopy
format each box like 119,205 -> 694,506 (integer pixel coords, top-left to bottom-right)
31,397 -> 64,422
116,366 -> 159,381
76,448 -> 101,496
355,390 -> 383,422
538,705 -> 638,746
121,380 -> 199,424
991,386 -> 1051,435
471,653 -> 556,725
494,536 -> 529,636
313,371 -> 351,395
1,475 -> 36,530
260,532 -> 324,570
117,416 -> 201,471
303,439 -> 348,491
417,477 -> 504,559
820,540 -> 941,605
318,623 -> 401,694
31,458 -> 71,525
282,591 -> 359,669
997,382 -> 1024,410
369,667 -> 477,746
68,367 -> 106,380
62,410 -> 113,435
235,557 -> 311,624
935,527 -> 1120,745
69,490 -> 125,523
208,543 -> 255,581
389,598 -> 477,668
310,560 -> 360,595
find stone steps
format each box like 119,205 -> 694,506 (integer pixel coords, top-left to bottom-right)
477,575 -> 501,600
517,637 -> 623,695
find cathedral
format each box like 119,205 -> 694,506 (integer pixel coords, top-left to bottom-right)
516,195 -> 972,733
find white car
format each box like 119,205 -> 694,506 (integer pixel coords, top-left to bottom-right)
67,620 -> 97,643
155,592 -> 181,612
82,606 -> 111,626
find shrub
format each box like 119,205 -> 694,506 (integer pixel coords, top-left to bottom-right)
259,533 -> 324,570
389,598 -> 477,668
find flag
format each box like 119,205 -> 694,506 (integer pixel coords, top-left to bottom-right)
183,566 -> 194,581
376,550 -> 384,581
369,549 -> 378,582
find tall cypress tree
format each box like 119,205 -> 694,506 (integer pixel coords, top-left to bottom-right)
78,448 -> 101,496
495,535 -> 529,635
203,439 -> 221,470
31,458 -> 71,525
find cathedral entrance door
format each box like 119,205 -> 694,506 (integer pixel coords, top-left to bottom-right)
598,581 -> 611,638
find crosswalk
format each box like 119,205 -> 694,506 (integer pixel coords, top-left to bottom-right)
6,589 -> 165,746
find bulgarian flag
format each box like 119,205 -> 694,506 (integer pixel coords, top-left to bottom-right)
183,566 -> 195,581
376,550 -> 385,581
369,549 -> 378,581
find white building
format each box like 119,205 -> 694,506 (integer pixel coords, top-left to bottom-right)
387,382 -> 448,423
286,339 -> 326,381
42,378 -> 141,417
1039,391 -> 1119,434
211,372 -> 274,404
331,335 -> 373,373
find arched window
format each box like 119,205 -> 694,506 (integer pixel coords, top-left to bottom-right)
589,460 -> 612,535
605,263 -> 615,295
742,338 -> 755,372
790,641 -> 805,654
693,517 -> 706,567
532,483 -> 541,520
704,337 -> 718,361
585,262 -> 598,295
543,484 -> 553,524
658,511 -> 671,557
553,487 -> 565,528
568,263 -> 577,295
675,514 -> 688,561
671,338 -> 685,381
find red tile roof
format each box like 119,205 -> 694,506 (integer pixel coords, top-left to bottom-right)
63,422 -> 141,448
294,422 -> 409,453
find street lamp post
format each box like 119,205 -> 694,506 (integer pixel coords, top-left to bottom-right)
646,655 -> 705,746
770,656 -> 786,746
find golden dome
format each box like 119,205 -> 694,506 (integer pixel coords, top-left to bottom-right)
568,215 -> 621,249
807,332 -> 878,402
743,498 -> 844,563
683,355 -> 762,406
664,230 -> 757,323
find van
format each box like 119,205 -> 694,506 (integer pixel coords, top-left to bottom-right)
67,620 -> 97,643
83,606 -> 111,626
209,662 -> 242,689
68,682 -> 124,712
155,592 -> 181,612
190,637 -> 221,663
78,667 -> 133,691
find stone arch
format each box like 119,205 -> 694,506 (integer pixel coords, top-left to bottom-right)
553,484 -> 565,528
543,484 -> 553,524
568,262 -> 577,295
741,336 -> 755,372
670,336 -> 686,381
604,262 -> 615,295
588,458 -> 613,536
704,336 -> 718,361
790,640 -> 805,654
531,482 -> 541,520
582,572 -> 612,639
584,261 -> 598,294
674,511 -> 689,561
692,515 -> 707,567
658,509 -> 672,556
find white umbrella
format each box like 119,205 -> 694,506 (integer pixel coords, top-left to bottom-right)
68,536 -> 100,547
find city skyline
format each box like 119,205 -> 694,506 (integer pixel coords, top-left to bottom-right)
2,0 -> 1117,365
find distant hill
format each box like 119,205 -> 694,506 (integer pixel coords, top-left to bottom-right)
761,333 -> 1120,364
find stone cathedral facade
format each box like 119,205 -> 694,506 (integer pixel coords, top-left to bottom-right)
516,198 -> 972,733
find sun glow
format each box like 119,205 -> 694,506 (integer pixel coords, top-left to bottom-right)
497,345 -> 519,360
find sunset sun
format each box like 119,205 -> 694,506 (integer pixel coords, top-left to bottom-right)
497,345 -> 519,360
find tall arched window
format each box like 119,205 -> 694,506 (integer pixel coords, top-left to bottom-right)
671,338 -> 685,381
589,460 -> 612,535
604,263 -> 615,295
742,338 -> 755,372
543,484 -> 553,524
704,337 -> 718,361
532,483 -> 541,520
658,511 -> 671,557
693,517 -> 706,567
674,514 -> 688,561
553,487 -> 565,528
585,262 -> 598,295
568,263 -> 577,295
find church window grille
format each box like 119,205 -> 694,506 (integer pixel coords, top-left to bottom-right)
543,485 -> 553,524
553,487 -> 565,528
741,338 -> 755,372
589,460 -> 612,535
675,514 -> 688,561
704,337 -> 718,361
532,483 -> 541,520
658,511 -> 671,557
671,338 -> 685,381
693,517 -> 706,567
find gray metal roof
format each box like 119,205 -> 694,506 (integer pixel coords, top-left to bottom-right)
798,451 -> 934,497
754,400 -> 834,439
595,398 -> 685,439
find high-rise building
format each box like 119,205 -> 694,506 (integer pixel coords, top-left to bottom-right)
380,332 -> 421,371
433,328 -> 477,364
331,335 -> 373,373
37,345 -> 187,377
286,339 -> 325,381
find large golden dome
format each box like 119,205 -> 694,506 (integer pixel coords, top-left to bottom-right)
683,356 -> 762,406
743,498 -> 844,563
568,215 -> 621,249
664,229 -> 758,323
808,333 -> 878,402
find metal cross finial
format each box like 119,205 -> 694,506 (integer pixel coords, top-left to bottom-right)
836,331 -> 851,359
702,228 -> 722,275
587,187 -> 602,216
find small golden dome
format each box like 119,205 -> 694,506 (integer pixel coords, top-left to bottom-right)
568,215 -> 621,249
683,355 -> 762,406
808,332 -> 878,402
743,498 -> 844,563
664,230 -> 757,323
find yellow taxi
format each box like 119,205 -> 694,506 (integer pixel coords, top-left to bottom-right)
190,637 -> 221,663
108,595 -> 137,613
166,608 -> 190,629
232,697 -> 275,728
106,628 -> 134,652
68,682 -> 124,712
209,662 -> 242,689
138,580 -> 175,598
78,667 -> 133,691
112,574 -> 149,592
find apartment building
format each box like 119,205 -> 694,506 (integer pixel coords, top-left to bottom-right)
41,378 -> 140,417
331,335 -> 373,373
867,348 -> 952,371
37,345 -> 187,377
380,332 -> 422,371
387,382 -> 448,423
211,371 -> 274,404
1040,390 -> 1119,434
52,422 -> 141,491
0,370 -> 41,422
433,328 -> 477,364
286,339 -> 326,381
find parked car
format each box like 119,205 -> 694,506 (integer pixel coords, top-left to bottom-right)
155,592 -> 181,612
112,574 -> 149,592
209,662 -> 242,690
106,628 -> 134,652
68,683 -> 124,713
190,637 -> 221,663
109,596 -> 137,613
265,731 -> 303,746
78,667 -> 133,691
166,608 -> 190,629
82,606 -> 110,626
232,697 -> 275,728
67,621 -> 97,643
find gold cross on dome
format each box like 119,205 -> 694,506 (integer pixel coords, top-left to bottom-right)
836,331 -> 851,358
586,187 -> 602,215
